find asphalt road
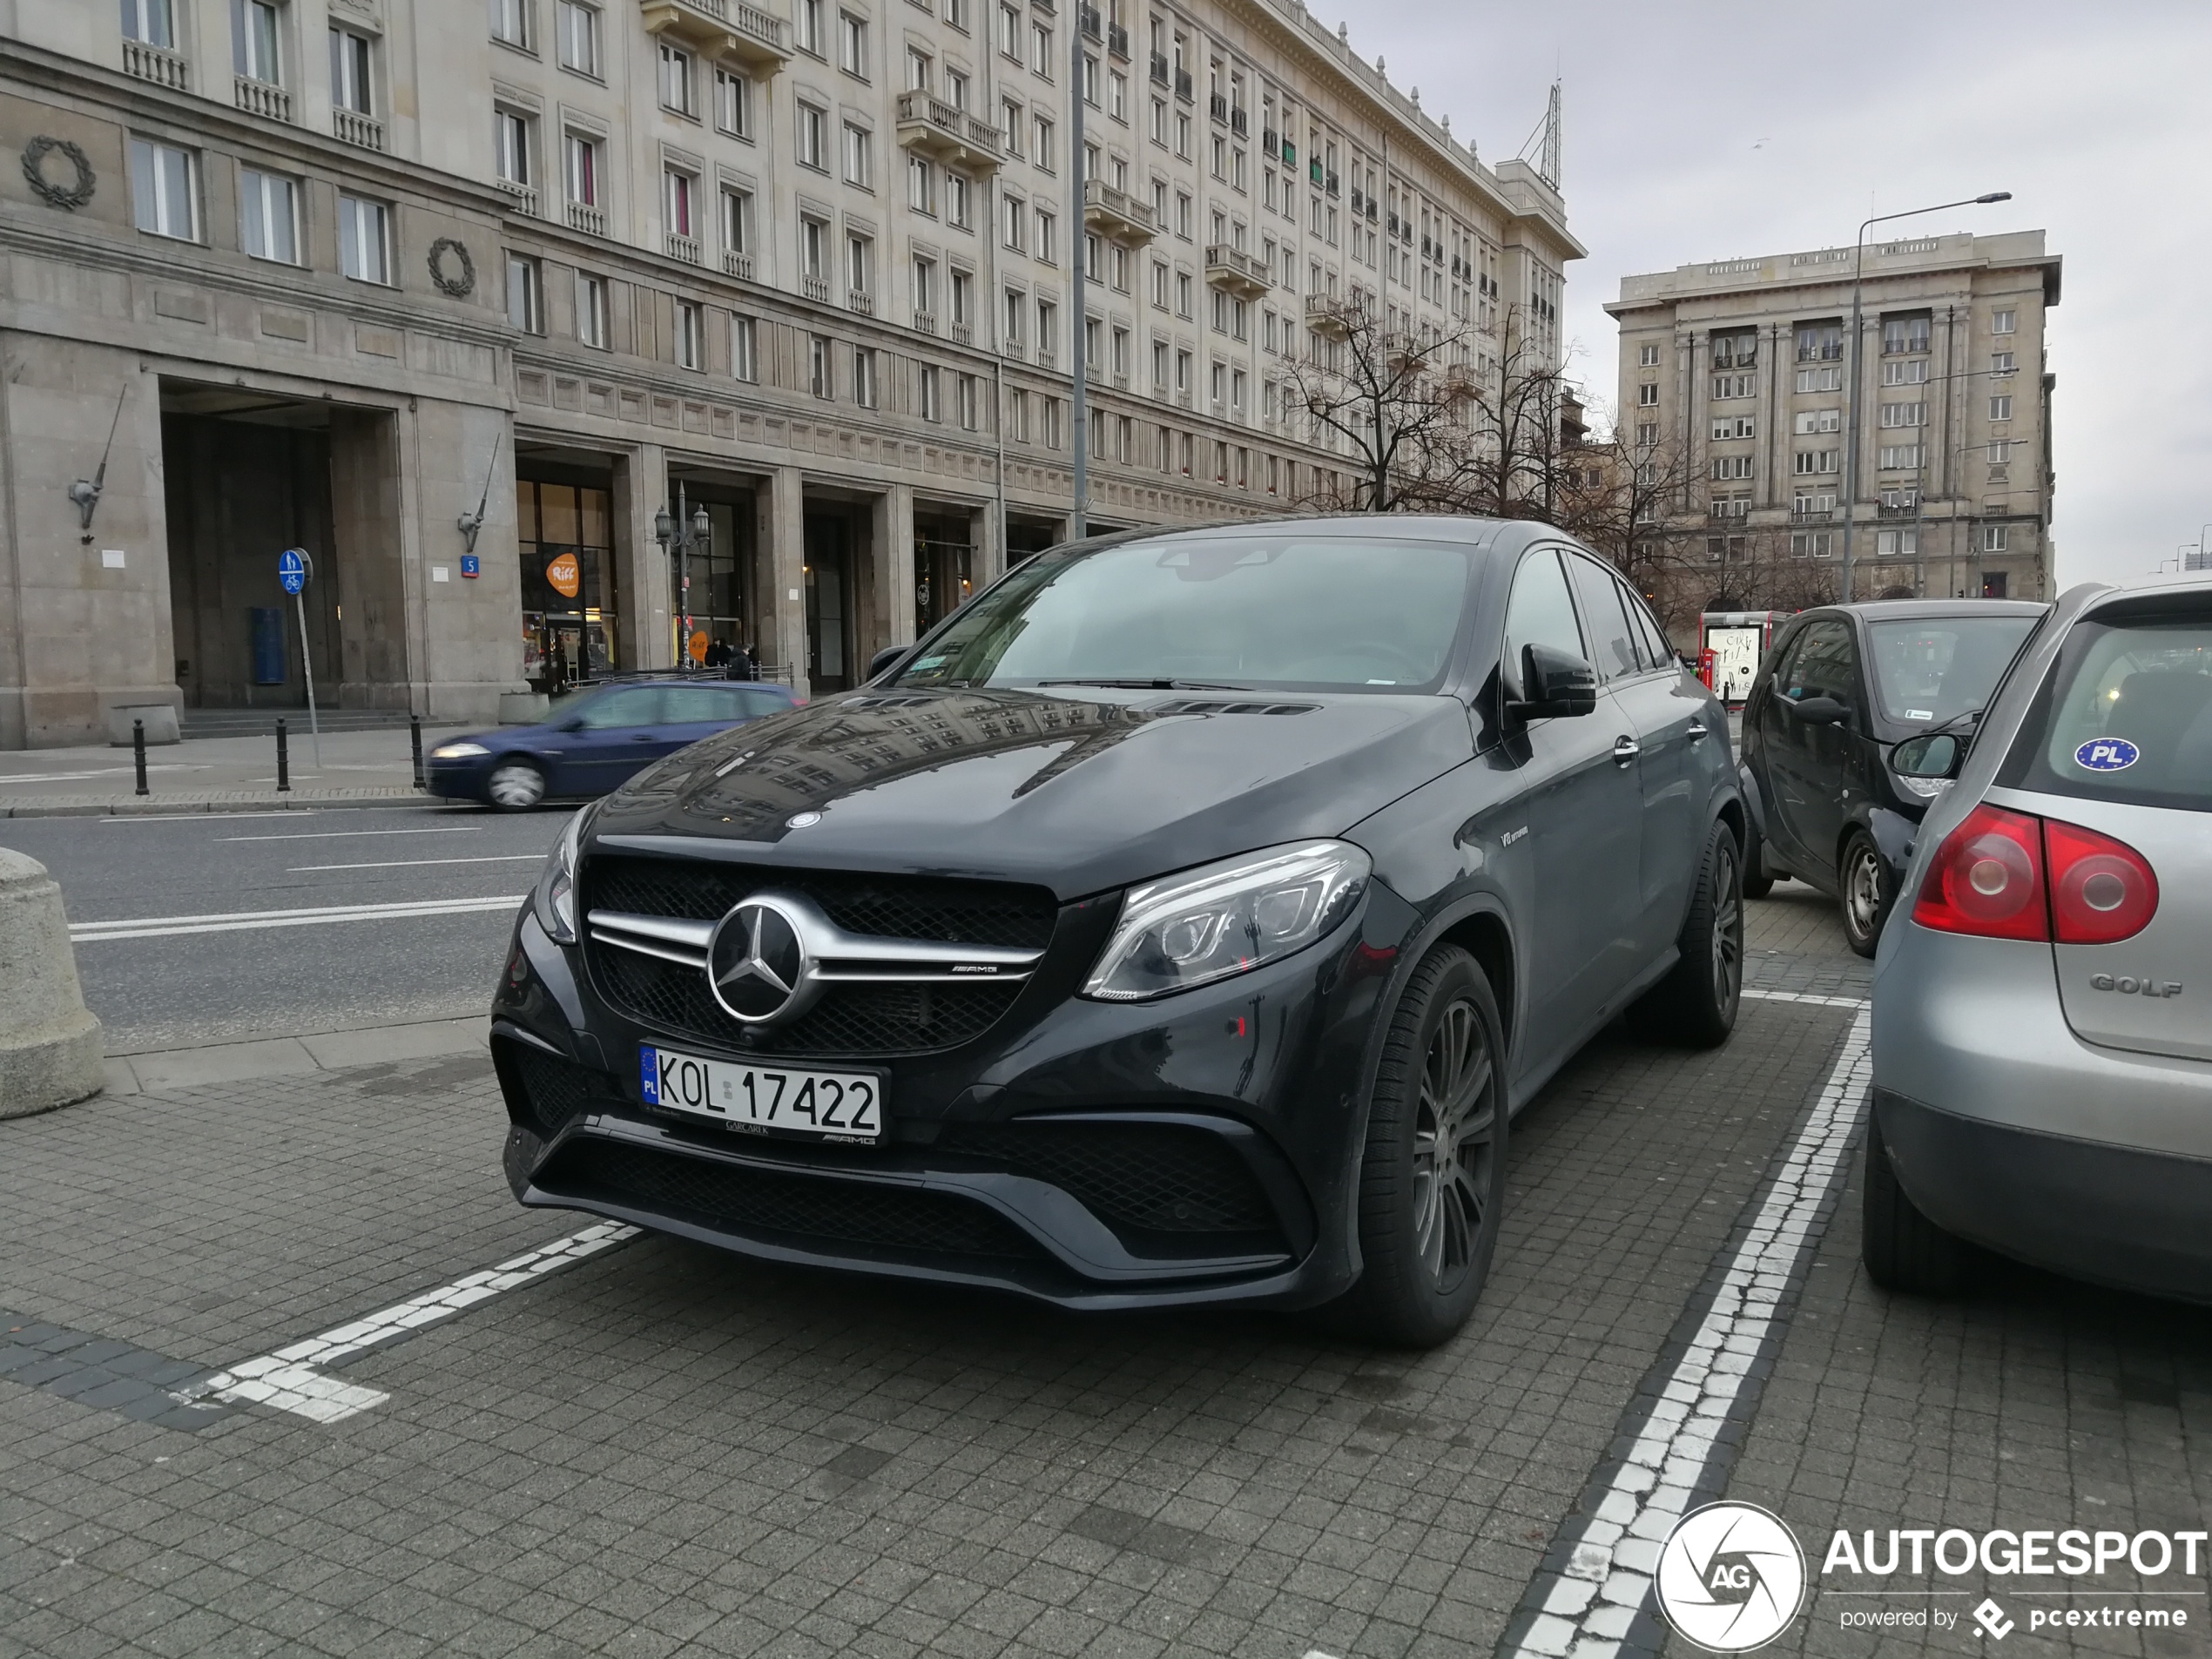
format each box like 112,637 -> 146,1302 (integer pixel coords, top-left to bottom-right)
1,804 -> 570,1054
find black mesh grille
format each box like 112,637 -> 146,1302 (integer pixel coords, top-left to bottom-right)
583,854 -> 1055,1057
512,1048 -> 609,1135
938,1122 -> 1279,1238
543,1138 -> 1043,1261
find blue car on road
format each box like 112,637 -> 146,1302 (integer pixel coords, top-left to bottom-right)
426,678 -> 801,809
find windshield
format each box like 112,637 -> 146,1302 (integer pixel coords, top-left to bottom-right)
889,533 -> 1474,692
1999,608 -> 2212,813
1865,615 -> 2040,726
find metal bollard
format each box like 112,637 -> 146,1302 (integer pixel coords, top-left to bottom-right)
410,713 -> 424,789
132,718 -> 149,797
276,718 -> 290,793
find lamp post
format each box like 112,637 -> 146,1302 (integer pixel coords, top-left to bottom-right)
653,482 -> 713,667
1839,191 -> 2011,604
1068,7 -> 1089,541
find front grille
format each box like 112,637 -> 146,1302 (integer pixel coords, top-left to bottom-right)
938,1121 -> 1280,1239
542,1138 -> 1043,1261
583,854 -> 1056,1056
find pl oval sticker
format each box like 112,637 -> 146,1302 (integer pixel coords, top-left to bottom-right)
2074,738 -> 2140,772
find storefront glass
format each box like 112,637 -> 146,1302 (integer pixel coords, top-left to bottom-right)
518,478 -> 616,691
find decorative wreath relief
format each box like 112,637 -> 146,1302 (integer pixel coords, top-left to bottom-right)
22,137 -> 96,211
427,237 -> 477,298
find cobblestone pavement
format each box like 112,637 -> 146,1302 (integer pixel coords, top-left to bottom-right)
0,898 -> 2183,1658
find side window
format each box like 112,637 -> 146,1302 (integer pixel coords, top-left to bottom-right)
1619,580 -> 1674,671
1565,554 -> 1640,682
1780,620 -> 1858,703
738,688 -> 792,717
575,686 -> 665,728
663,685 -> 745,723
1502,550 -> 1586,690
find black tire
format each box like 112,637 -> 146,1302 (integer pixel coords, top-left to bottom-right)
1625,819 -> 1743,1049
1861,1109 -> 1974,1295
1335,946 -> 1509,1348
1741,815 -> 1776,900
487,759 -> 548,811
1838,829 -> 1893,959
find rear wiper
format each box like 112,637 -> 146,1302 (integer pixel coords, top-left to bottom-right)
1031,678 -> 1257,691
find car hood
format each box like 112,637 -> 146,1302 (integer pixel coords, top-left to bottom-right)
586,686 -> 1474,900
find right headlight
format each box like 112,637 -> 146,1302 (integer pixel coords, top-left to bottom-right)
1082,840 -> 1371,1002
532,807 -> 587,945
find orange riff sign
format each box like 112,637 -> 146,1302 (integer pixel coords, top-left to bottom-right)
545,551 -> 581,598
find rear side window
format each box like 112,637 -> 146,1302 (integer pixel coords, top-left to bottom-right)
663,685 -> 749,723
573,686 -> 664,728
1565,554 -> 1640,681
1999,608 -> 2212,812
1618,578 -> 1674,671
1779,619 -> 1857,703
1502,550 -> 1585,686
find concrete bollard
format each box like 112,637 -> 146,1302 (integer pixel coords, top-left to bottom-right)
0,848 -> 105,1118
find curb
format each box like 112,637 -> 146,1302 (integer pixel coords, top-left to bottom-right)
0,788 -> 440,819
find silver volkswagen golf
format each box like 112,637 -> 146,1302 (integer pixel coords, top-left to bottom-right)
1866,574 -> 2212,1298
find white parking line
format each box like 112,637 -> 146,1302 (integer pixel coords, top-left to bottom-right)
180,1221 -> 639,1424
1503,988 -> 1872,1657
288,854 -> 548,872
218,826 -> 482,842
71,894 -> 524,941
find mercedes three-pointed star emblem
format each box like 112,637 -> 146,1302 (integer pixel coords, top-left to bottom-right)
706,895 -> 815,1025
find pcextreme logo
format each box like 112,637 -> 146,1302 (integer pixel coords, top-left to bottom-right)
1656,1503 -> 1808,1652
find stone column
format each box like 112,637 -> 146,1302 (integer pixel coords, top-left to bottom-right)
872,482 -> 916,652
970,498 -> 1004,590
612,444 -> 670,671
759,466 -> 808,698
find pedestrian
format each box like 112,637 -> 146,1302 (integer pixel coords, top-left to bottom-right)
704,637 -> 731,670
725,638 -> 755,681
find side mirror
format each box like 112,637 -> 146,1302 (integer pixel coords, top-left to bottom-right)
1787,694 -> 1847,725
556,717 -> 586,733
1508,643 -> 1598,720
1891,732 -> 1963,780
867,645 -> 907,682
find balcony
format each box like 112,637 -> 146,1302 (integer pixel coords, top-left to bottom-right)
1878,499 -> 1921,519
724,249 -> 755,280
121,39 -> 188,91
1149,51 -> 1168,84
848,290 -> 873,316
913,310 -> 939,335
1035,347 -> 1056,372
1797,345 -> 1844,363
639,0 -> 792,71
952,320 -> 974,346
1790,506 -> 1835,523
1442,362 -> 1478,396
1305,293 -> 1353,339
1209,91 -> 1228,124
1205,244 -> 1269,300
802,273 -> 830,302
895,90 -> 1002,171
1107,22 -> 1130,58
1882,337 -> 1932,357
1077,3 -> 1100,40
1230,107 -> 1247,138
1082,178 -> 1156,246
495,178 -> 541,217
566,199 -> 607,236
1174,68 -> 1192,102
233,75 -> 291,122
1325,170 -> 1340,197
333,108 -> 385,151
1383,331 -> 1422,370
1708,503 -> 1751,523
668,233 -> 702,265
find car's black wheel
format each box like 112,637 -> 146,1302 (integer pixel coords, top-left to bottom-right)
1838,829 -> 1893,959
487,759 -> 548,811
1337,946 -> 1508,1348
1625,819 -> 1743,1048
1861,1109 -> 1974,1295
1742,814 -> 1776,900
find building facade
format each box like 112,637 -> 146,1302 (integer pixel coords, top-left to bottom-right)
0,0 -> 1575,746
1606,230 -> 2059,607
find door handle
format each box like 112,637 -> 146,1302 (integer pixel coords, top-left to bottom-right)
1686,722 -> 1708,740
1613,736 -> 1641,765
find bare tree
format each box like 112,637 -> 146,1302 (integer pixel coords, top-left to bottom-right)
1278,293 -> 1466,513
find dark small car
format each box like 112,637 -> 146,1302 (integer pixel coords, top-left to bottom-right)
492,518 -> 1745,1345
1737,600 -> 2047,954
427,678 -> 800,809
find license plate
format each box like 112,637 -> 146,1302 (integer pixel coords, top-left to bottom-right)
641,1045 -> 882,1143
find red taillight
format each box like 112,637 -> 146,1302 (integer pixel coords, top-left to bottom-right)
1912,803 -> 2048,940
2045,817 -> 2158,943
1912,806 -> 2160,944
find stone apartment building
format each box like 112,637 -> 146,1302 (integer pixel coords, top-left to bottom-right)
0,0 -> 1577,747
1606,230 -> 2060,607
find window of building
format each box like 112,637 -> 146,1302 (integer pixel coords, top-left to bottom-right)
1035,114 -> 1055,172
719,186 -> 752,257
716,68 -> 752,136
1990,350 -> 2016,376
556,0 -> 599,73
1878,401 -> 1926,428
1876,529 -> 1919,558
1001,193 -> 1024,251
664,168 -> 696,241
1710,455 -> 1753,481
490,0 -> 533,49
1635,421 -> 1658,446
946,171 -> 970,227
1795,365 -> 1842,394
1031,21 -> 1051,76
507,253 -> 543,333
1795,321 -> 1843,362
1792,449 -> 1838,475
1008,387 -> 1029,441
1882,315 -> 1932,354
1710,416 -> 1756,442
840,10 -> 868,76
997,1 -> 1020,58
122,0 -> 175,47
846,231 -> 872,298
1637,381 -> 1658,408
907,154 -> 936,214
1981,525 -> 2009,553
338,192 -> 390,282
1793,408 -> 1840,435
1790,532 -> 1832,559
1174,270 -> 1191,317
853,345 -> 877,406
1710,330 -> 1756,369
1638,341 -> 1661,368
563,131 -> 599,204
1036,296 -> 1055,357
950,266 -> 972,328
495,109 -> 532,186
797,103 -> 827,168
730,313 -> 757,380
576,273 -> 607,347
842,121 -> 871,186
810,334 -> 833,396
1992,308 -> 2016,334
330,29 -> 374,113
658,41 -> 695,113
1989,395 -> 2014,421
957,372 -> 978,429
1880,358 -> 1928,386
673,300 -> 702,368
238,166 -> 297,262
1036,209 -> 1055,265
1989,440 -> 2012,463
798,0 -> 823,54
234,0 -> 281,82
1712,373 -> 1753,401
1877,443 -> 1924,469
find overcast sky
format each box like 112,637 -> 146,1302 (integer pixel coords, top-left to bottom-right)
1345,0 -> 2212,589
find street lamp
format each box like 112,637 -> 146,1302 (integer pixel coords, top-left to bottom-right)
1839,191 -> 2011,604
653,483 -> 714,666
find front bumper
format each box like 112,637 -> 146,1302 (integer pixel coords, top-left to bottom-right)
489,880 -> 1414,1311
424,757 -> 495,803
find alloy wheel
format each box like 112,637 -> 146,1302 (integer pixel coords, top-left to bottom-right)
1710,840 -> 1743,1006
1410,997 -> 1497,1296
488,763 -> 545,809
1844,844 -> 1884,941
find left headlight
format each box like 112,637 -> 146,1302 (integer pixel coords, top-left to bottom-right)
532,807 -> 587,945
1082,840 -> 1371,1002
430,741 -> 489,759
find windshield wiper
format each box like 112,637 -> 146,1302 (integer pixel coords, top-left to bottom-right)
1030,678 -> 1258,691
